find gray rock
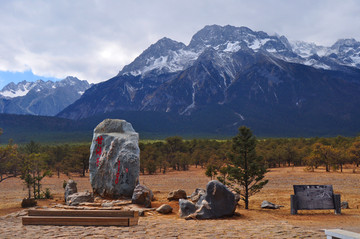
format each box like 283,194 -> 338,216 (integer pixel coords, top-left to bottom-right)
66,191 -> 94,206
261,200 -> 283,209
180,180 -> 236,219
179,199 -> 197,217
101,202 -> 114,207
167,189 -> 187,201
131,184 -> 154,208
341,201 -> 349,209
64,179 -> 77,202
156,204 -> 173,214
89,119 -> 140,199
190,188 -> 206,203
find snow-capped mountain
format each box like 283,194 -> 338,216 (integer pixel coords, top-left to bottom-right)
0,76 -> 91,116
57,25 -> 360,136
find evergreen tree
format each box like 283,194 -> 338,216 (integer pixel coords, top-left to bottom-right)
221,126 -> 268,209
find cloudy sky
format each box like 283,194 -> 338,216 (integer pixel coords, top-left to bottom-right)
0,0 -> 359,89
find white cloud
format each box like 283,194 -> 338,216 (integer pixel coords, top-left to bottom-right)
0,0 -> 359,85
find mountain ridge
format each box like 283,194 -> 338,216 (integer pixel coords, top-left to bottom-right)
49,25 -> 360,136
0,76 -> 91,116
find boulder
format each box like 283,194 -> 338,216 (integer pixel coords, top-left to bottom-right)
156,204 -> 173,214
64,179 -> 77,202
131,184 -> 154,208
89,119 -> 140,199
66,191 -> 94,206
261,200 -> 283,209
167,189 -> 187,201
180,180 -> 236,219
179,199 -> 197,217
190,188 -> 206,203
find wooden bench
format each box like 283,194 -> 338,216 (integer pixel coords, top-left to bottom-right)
22,209 -> 139,226
291,185 -> 341,215
324,229 -> 360,239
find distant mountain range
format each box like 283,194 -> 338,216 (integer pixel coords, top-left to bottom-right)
0,76 -> 91,116
55,25 -> 360,138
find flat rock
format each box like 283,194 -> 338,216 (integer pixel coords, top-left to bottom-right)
261,200 -> 283,209
156,204 -> 173,214
66,191 -> 94,206
89,119 -> 140,199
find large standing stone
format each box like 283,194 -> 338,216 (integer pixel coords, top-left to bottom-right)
179,180 -> 236,219
89,119 -> 140,198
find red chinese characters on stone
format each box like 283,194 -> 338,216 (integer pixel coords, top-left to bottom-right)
96,146 -> 102,156
96,136 -> 104,145
95,136 -> 103,167
115,160 -> 121,184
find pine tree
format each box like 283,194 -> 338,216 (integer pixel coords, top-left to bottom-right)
221,126 -> 268,209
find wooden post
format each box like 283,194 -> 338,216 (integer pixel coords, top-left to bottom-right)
290,195 -> 297,215
334,194 -> 341,215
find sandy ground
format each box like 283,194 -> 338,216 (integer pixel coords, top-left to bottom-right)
1,166 -> 360,238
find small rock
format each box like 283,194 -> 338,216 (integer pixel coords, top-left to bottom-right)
64,179 -> 77,203
261,200 -> 283,209
138,210 -> 145,216
156,204 -> 173,214
234,193 -> 241,203
94,196 -> 103,202
167,189 -> 187,201
66,191 -> 94,206
131,184 -> 154,208
341,201 -> 349,209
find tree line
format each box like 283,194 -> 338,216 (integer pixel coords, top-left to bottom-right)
1,126 -> 360,198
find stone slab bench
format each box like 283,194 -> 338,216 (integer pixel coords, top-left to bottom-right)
22,209 -> 139,226
324,229 -> 360,239
291,185 -> 341,215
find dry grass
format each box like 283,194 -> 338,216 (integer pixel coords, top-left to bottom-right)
1,166 -> 360,232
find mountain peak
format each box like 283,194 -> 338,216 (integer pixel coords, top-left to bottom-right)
332,38 -> 359,49
188,25 -> 258,49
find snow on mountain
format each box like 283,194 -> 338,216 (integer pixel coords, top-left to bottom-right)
118,25 -> 360,79
0,81 -> 36,98
0,76 -> 92,116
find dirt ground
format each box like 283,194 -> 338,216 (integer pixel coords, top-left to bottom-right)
1,165 -> 360,237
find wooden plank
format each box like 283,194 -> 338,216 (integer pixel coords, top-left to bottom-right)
22,216 -> 130,226
28,209 -> 135,217
324,229 -> 360,239
129,212 -> 139,226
